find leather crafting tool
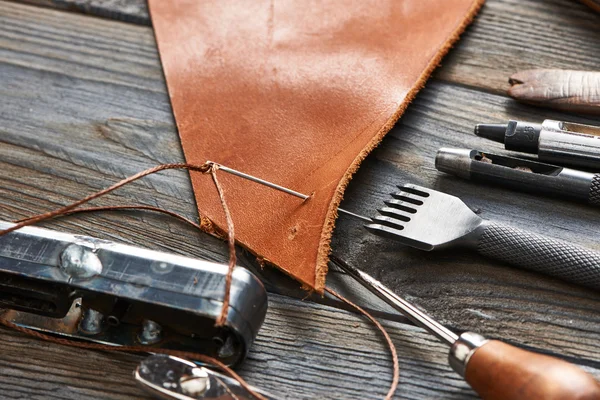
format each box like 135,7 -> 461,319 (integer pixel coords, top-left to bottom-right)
0,221 -> 267,366
435,148 -> 600,205
508,69 -> 600,115
475,119 -> 600,170
147,0 -> 485,292
334,259 -> 600,400
366,184 -> 600,290
135,354 -> 281,400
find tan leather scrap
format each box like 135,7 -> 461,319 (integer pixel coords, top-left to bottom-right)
148,0 -> 484,292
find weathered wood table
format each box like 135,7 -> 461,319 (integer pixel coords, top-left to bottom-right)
1,0 -> 599,398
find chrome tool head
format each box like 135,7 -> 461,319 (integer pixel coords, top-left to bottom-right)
0,221 -> 268,367
365,184 -> 483,250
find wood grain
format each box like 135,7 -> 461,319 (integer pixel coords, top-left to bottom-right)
13,0 -> 149,24
8,0 -> 600,95
0,293 -> 485,399
1,0 -> 600,398
437,0 -> 600,92
2,0 -> 600,357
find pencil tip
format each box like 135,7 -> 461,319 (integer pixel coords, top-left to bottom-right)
474,123 -> 507,143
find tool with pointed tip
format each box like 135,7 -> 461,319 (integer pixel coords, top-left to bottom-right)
475,119 -> 600,170
334,258 -> 600,400
435,148 -> 600,206
365,184 -> 600,290
210,161 -> 372,223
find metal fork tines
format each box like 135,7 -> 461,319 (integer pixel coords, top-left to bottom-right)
365,184 -> 600,290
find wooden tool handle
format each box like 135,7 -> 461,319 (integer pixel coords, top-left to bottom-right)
508,69 -> 600,115
465,340 -> 600,400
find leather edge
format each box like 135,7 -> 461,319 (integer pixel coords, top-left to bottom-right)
314,0 -> 486,293
579,0 -> 600,13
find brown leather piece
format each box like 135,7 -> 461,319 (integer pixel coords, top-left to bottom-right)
580,0 -> 600,13
148,0 -> 484,292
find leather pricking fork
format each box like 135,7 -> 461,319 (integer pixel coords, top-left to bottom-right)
366,184 -> 600,290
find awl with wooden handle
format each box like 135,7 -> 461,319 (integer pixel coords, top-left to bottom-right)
333,257 -> 600,400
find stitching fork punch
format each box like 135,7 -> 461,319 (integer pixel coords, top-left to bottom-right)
435,148 -> 600,205
365,184 -> 600,290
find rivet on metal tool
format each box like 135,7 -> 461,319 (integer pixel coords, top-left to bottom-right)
138,319 -> 162,345
179,368 -> 210,397
59,243 -> 103,279
78,308 -> 105,335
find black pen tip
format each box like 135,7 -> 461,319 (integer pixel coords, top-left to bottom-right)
474,123 -> 507,143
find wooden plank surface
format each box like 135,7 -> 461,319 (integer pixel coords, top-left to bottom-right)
1,0 -> 600,398
10,0 -> 600,93
0,293 -> 481,399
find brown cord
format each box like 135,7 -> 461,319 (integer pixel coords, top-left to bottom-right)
1,164 -> 400,399
0,163 -> 210,237
326,288 -> 399,400
210,165 -> 236,327
15,205 -> 205,229
0,163 -> 233,325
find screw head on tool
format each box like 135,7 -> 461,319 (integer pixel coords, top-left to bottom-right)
59,243 -> 103,279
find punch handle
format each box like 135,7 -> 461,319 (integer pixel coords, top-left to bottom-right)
476,222 -> 600,290
590,174 -> 600,205
463,339 -> 600,400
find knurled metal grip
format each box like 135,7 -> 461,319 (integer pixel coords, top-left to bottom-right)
477,222 -> 600,290
590,174 -> 600,205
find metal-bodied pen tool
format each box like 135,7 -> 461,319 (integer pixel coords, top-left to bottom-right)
334,259 -> 600,400
435,148 -> 600,205
475,119 -> 600,170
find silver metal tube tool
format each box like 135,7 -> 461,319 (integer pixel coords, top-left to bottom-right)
475,119 -> 600,170
435,148 -> 600,205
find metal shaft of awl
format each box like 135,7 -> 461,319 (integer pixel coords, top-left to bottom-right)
334,258 -> 459,345
209,161 -> 372,222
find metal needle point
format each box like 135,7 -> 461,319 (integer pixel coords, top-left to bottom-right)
209,161 -> 372,222
333,257 -> 458,345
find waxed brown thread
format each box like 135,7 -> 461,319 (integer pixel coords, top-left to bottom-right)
15,205 -> 208,230
0,163 -> 210,237
1,164 -> 400,399
326,288 -> 399,400
0,162 -> 235,327
210,164 -> 236,326
8,203 -> 400,399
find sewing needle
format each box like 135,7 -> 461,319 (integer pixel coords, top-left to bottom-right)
208,161 -> 372,223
